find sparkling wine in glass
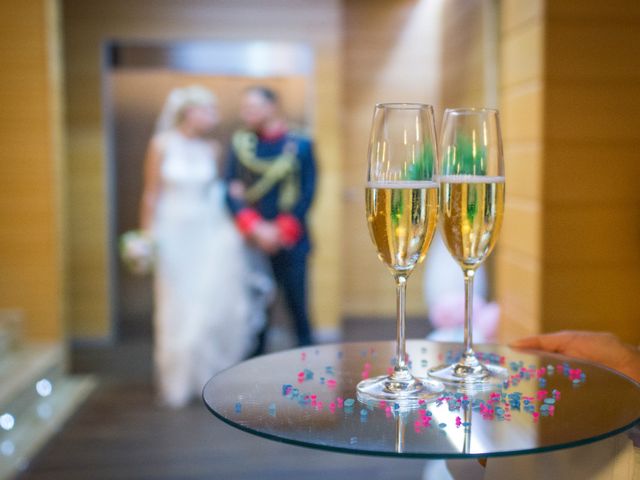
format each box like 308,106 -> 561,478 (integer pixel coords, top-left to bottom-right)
357,103 -> 444,405
428,108 -> 507,386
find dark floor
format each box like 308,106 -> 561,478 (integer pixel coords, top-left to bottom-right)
18,318 -> 431,480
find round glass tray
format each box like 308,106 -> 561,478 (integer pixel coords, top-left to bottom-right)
203,340 -> 640,458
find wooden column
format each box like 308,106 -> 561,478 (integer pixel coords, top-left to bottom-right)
0,0 -> 65,341
497,0 -> 545,340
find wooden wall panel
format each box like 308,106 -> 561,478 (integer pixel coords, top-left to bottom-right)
342,0 -> 497,322
62,0 -> 343,339
542,0 -> 640,343
496,0 -> 545,341
0,0 -> 64,340
342,0 -> 444,318
439,0 -> 494,110
498,0 -> 640,344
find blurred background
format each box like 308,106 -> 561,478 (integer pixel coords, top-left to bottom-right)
0,0 -> 638,478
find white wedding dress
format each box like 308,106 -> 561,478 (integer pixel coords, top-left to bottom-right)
152,131 -> 267,408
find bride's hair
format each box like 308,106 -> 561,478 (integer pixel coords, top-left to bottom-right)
155,85 -> 217,134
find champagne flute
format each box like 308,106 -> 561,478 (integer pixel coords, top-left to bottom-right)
357,103 -> 444,405
428,108 -> 507,386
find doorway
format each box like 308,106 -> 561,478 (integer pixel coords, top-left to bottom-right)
104,41 -> 314,340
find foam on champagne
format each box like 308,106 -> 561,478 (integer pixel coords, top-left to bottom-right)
366,180 -> 439,189
438,175 -> 504,184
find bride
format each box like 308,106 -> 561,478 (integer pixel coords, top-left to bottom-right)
140,85 -> 270,408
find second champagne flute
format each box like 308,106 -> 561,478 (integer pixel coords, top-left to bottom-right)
428,108 -> 507,386
357,103 -> 444,405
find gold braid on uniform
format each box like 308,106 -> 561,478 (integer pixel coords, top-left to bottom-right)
232,130 -> 300,212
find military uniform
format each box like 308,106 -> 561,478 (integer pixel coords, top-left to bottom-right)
225,128 -> 316,353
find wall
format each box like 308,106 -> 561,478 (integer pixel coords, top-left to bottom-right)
497,0 -> 640,343
62,0 -> 343,340
542,0 -> 640,342
439,0 -> 497,110
342,0 -> 444,318
343,0 -> 497,321
0,0 -> 65,340
496,0 -> 545,339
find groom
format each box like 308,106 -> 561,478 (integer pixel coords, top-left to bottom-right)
225,86 -> 316,355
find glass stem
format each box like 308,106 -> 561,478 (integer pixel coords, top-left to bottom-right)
463,269 -> 475,360
395,275 -> 408,374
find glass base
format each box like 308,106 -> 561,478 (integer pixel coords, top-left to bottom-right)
428,357 -> 508,389
357,369 -> 444,407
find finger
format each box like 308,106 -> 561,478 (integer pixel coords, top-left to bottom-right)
509,336 -> 541,348
510,332 -> 574,353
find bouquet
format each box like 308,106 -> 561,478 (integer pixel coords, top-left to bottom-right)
119,230 -> 155,275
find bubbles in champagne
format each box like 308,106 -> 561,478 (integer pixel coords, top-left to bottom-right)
365,182 -> 439,275
439,177 -> 504,269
